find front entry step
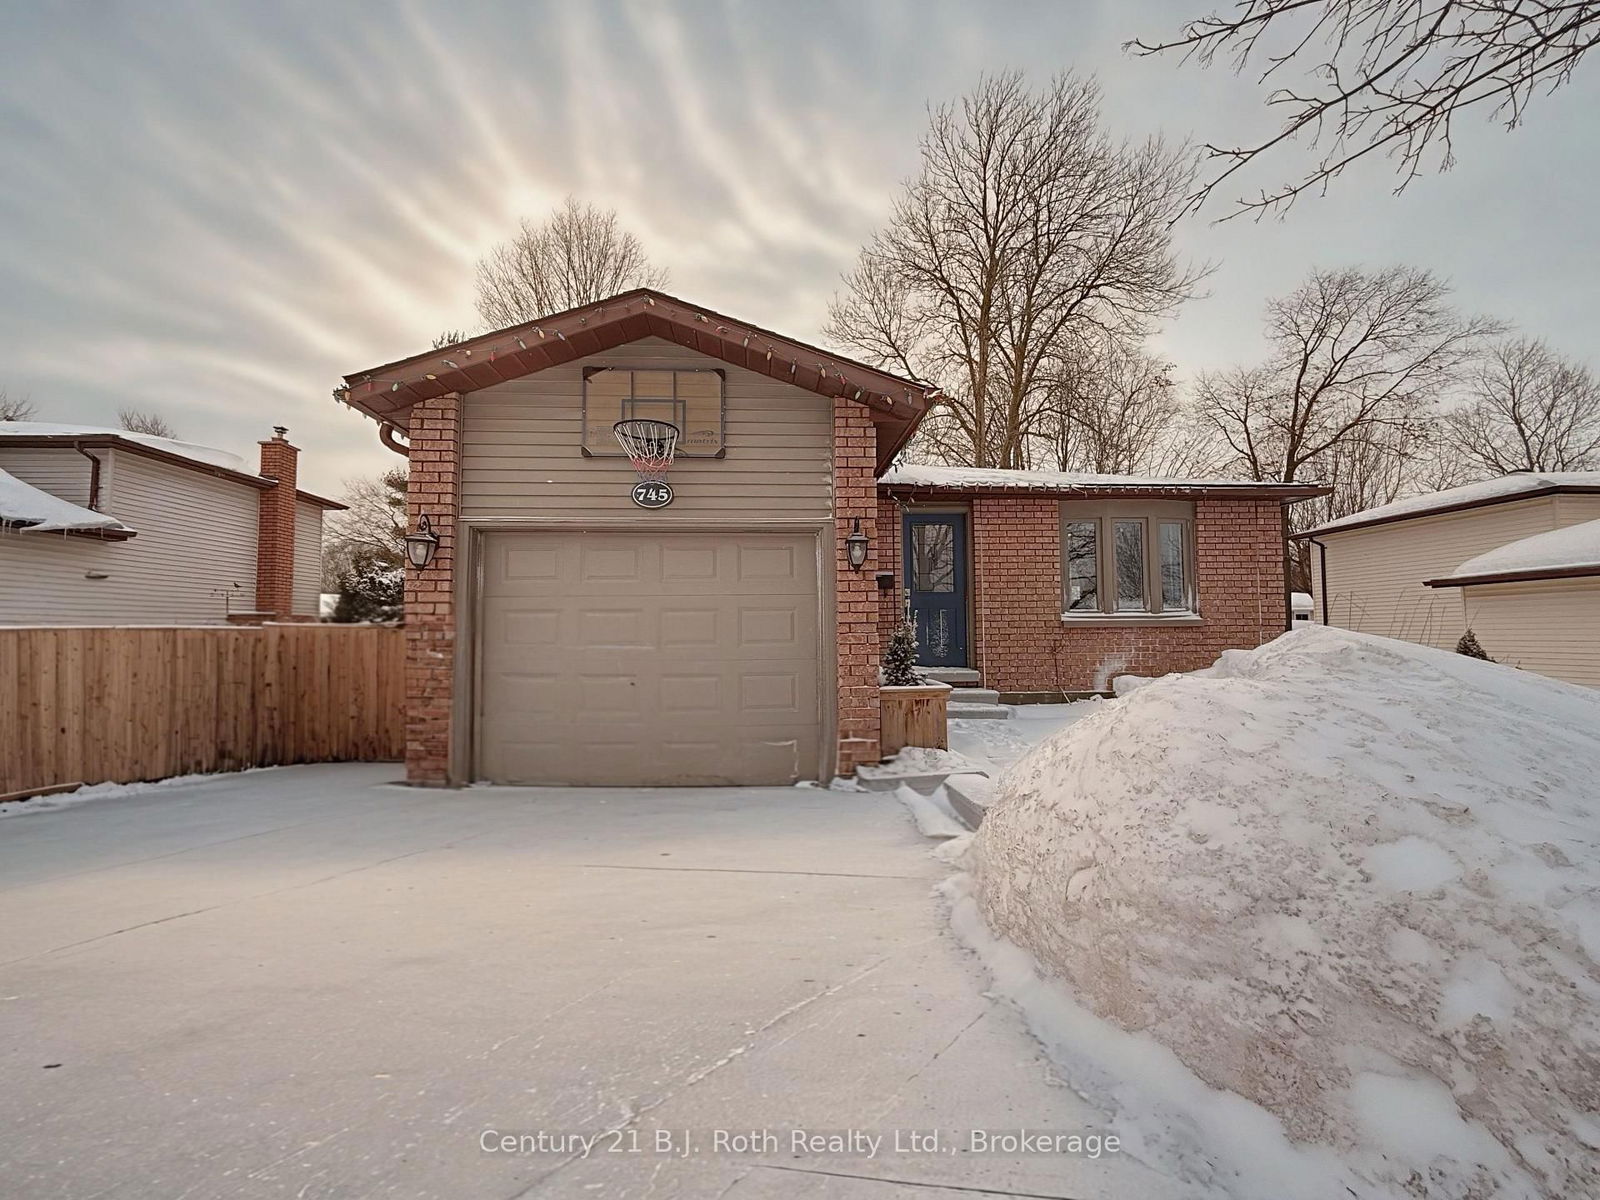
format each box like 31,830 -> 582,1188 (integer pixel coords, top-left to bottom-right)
948,700 -> 1010,720
947,688 -> 1000,706
922,666 -> 980,685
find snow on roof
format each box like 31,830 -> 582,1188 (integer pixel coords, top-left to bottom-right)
0,468 -> 134,534
879,464 -> 1298,491
1304,472 -> 1600,536
1438,518 -> 1600,583
1290,591 -> 1314,611
0,421 -> 249,474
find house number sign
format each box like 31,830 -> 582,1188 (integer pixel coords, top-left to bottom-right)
631,481 -> 674,509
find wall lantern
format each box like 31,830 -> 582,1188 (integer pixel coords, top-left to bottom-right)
844,517 -> 870,571
405,515 -> 440,570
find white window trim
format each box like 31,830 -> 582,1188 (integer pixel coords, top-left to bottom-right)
1059,500 -> 1199,621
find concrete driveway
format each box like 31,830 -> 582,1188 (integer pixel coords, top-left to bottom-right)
0,765 -> 1182,1199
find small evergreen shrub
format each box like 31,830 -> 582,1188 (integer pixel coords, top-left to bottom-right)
1455,629 -> 1494,662
882,621 -> 924,686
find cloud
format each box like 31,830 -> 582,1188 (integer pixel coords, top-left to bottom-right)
1,0 -> 1596,494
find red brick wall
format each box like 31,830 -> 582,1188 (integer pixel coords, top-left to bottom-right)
877,492 -> 1288,693
254,435 -> 299,618
834,399 -> 881,774
877,494 -> 903,641
404,394 -> 462,786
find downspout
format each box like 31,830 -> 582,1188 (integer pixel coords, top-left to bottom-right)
1306,535 -> 1330,625
1281,504 -> 1292,632
379,423 -> 409,456
74,443 -> 104,509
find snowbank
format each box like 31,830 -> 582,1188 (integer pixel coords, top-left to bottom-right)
880,463 -> 1277,492
971,626 -> 1600,1199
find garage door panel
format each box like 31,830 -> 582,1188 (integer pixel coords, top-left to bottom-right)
478,531 -> 822,785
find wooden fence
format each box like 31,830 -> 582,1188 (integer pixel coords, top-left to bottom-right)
1,624 -> 405,799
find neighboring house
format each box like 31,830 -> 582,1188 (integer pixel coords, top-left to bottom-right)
0,423 -> 343,625
1290,591 -> 1314,624
1423,518 -> 1600,687
1293,473 -> 1600,658
338,288 -> 1322,788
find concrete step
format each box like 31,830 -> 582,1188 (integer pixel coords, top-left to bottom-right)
948,702 -> 1011,720
948,688 -> 1000,705
922,667 -> 980,685
944,773 -> 996,829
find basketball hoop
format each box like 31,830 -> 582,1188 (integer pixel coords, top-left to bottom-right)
614,419 -> 680,508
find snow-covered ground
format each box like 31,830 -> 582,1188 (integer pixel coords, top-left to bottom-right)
958,626 -> 1600,1199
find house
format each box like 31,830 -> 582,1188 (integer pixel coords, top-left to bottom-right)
1293,473 -> 1600,670
0,423 -> 342,625
1421,518 -> 1600,686
1291,591 -> 1314,624
338,288 -> 1321,787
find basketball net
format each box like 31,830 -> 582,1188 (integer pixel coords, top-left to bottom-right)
613,419 -> 680,483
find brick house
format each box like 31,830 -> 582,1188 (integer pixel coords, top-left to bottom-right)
338,289 -> 1321,787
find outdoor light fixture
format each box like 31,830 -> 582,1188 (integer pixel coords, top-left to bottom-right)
405,515 -> 440,570
845,518 -> 870,571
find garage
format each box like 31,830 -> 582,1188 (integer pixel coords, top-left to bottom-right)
476,530 -> 824,786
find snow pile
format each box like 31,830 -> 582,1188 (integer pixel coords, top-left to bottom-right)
1443,517 -> 1600,580
0,467 -> 133,533
0,421 -> 249,473
1308,471 -> 1600,534
970,626 -> 1600,1199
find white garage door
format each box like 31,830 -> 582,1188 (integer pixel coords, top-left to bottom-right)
476,531 -> 823,785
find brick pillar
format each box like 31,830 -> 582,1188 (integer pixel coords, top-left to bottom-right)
255,430 -> 299,618
404,394 -> 462,786
833,397 -> 880,775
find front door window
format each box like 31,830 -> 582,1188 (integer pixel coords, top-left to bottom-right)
903,513 -> 968,668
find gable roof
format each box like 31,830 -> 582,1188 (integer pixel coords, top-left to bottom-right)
879,464 -> 1327,501
337,288 -> 938,471
1294,472 -> 1600,539
1425,517 -> 1600,587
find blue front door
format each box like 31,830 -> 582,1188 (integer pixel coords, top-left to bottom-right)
903,513 -> 969,668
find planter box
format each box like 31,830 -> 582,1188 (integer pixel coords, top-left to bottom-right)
879,682 -> 952,756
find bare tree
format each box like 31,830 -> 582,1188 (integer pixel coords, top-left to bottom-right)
325,467 -> 407,575
0,388 -> 36,421
118,408 -> 176,438
1443,336 -> 1600,472
1132,2 -> 1600,218
1196,266 -> 1500,488
825,71 -> 1205,468
432,330 -> 470,349
474,198 -> 666,328
1041,342 -> 1205,474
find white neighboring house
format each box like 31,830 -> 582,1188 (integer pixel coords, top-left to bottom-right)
1292,472 -> 1600,684
1423,518 -> 1600,687
0,423 -> 343,625
1290,591 -> 1314,624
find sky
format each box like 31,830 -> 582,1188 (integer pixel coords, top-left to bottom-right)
2,0 -> 1597,496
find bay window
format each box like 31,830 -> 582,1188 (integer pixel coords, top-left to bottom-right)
1059,500 -> 1196,617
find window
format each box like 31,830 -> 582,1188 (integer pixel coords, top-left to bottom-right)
1064,521 -> 1099,611
910,522 -> 956,592
582,367 -> 725,456
1059,501 -> 1195,617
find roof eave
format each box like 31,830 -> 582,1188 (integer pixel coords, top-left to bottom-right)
1293,484 -> 1600,540
1424,564 -> 1600,588
878,481 -> 1329,502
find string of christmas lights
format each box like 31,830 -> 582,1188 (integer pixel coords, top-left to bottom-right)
333,293 -> 938,412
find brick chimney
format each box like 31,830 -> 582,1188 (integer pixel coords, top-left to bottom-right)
255,426 -> 299,618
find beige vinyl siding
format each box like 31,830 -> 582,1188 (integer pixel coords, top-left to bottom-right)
1312,494 -> 1600,650
1460,578 -> 1600,687
460,337 -> 832,520
0,446 -> 93,506
0,448 -> 258,625
293,501 -> 324,617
